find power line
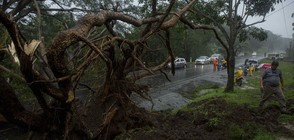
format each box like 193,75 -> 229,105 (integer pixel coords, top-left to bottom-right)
265,1 -> 294,18
281,1 -> 289,37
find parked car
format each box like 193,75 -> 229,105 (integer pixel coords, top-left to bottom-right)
257,63 -> 271,70
247,59 -> 259,69
195,56 -> 210,65
167,58 -> 187,68
210,54 -> 223,62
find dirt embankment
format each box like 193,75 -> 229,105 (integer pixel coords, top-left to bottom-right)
119,98 -> 294,140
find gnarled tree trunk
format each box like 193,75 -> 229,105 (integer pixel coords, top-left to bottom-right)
83,71 -> 151,139
0,0 -> 197,139
0,75 -> 58,132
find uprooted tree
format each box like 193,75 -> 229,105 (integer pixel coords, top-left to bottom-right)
0,0 -> 205,139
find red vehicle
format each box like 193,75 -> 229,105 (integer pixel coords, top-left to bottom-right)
257,63 -> 271,70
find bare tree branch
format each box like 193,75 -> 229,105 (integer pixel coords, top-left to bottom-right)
243,18 -> 265,28
0,64 -> 25,81
130,56 -> 171,81
161,0 -> 197,30
179,17 -> 228,49
192,8 -> 230,45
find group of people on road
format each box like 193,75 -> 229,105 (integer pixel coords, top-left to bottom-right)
212,57 -> 227,72
234,60 -> 257,84
244,59 -> 256,76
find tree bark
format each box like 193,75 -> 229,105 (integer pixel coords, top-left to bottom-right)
225,48 -> 235,92
82,68 -> 151,139
0,75 -> 57,132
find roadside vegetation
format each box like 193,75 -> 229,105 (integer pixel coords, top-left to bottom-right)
1,0 -> 293,139
117,59 -> 294,140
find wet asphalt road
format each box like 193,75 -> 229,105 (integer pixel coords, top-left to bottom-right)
138,56 -> 252,89
133,56 -> 264,110
137,64 -> 213,88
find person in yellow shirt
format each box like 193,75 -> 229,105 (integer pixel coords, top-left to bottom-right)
222,59 -> 227,69
234,67 -> 243,83
249,63 -> 255,76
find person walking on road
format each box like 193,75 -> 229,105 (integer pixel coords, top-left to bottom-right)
221,59 -> 227,69
259,60 -> 288,113
217,57 -> 222,71
249,63 -> 255,76
244,58 -> 249,66
213,58 -> 218,72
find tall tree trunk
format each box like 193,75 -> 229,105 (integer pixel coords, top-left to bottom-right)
225,45 -> 235,92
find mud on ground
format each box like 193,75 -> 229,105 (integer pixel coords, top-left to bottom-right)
1,98 -> 294,140
117,97 -> 294,140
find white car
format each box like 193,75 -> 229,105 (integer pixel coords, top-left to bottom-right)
195,56 -> 210,65
210,54 -> 223,62
167,58 -> 187,68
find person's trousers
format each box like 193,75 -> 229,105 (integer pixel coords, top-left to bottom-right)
259,85 -> 286,109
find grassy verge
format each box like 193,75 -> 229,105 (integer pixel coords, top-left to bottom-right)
181,83 -> 220,99
188,58 -> 294,108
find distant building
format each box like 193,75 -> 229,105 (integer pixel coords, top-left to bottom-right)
267,53 -> 284,60
237,52 -> 245,57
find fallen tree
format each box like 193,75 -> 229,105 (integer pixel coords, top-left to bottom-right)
0,0 -> 203,139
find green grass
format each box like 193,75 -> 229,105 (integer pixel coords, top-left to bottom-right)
228,123 -> 265,140
253,130 -> 275,140
193,83 -> 220,92
228,122 -> 276,140
229,124 -> 246,139
278,114 -> 294,123
182,83 -> 220,99
187,87 -> 261,108
189,88 -> 224,102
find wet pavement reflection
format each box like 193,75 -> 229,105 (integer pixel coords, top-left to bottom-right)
137,56 -> 261,89
138,63 -> 214,88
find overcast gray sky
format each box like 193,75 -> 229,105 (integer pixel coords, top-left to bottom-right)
246,1 -> 294,39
